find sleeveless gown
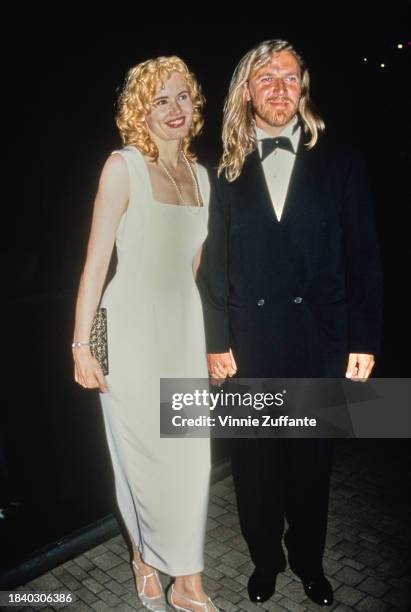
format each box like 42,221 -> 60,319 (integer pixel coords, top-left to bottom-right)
99,146 -> 211,575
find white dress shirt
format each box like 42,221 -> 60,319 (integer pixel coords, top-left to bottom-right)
256,117 -> 301,221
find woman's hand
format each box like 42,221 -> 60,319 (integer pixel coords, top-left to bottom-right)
72,153 -> 128,396
73,346 -> 108,393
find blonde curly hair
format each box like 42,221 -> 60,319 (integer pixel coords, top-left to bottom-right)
219,40 -> 325,182
116,56 -> 205,162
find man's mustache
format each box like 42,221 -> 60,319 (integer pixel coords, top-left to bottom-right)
266,96 -> 292,104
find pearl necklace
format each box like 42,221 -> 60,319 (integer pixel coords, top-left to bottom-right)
158,152 -> 202,207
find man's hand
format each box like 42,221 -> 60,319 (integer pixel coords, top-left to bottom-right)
207,350 -> 237,384
345,353 -> 375,380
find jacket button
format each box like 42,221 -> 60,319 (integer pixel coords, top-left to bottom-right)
293,296 -> 303,304
257,299 -> 265,306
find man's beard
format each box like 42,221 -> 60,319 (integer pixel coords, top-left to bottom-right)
253,97 -> 298,127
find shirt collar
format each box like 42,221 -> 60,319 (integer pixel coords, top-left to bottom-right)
256,116 -> 301,157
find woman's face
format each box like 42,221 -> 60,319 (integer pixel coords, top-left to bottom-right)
146,72 -> 193,142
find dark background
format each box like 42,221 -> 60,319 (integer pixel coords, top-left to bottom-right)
1,12 -> 410,581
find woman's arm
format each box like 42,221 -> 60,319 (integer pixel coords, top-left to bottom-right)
192,245 -> 203,280
73,153 -> 129,391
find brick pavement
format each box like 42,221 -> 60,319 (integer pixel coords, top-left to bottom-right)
13,442 -> 410,611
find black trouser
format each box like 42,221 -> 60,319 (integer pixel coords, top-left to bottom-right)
231,437 -> 334,579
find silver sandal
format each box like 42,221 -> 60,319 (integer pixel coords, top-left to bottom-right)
132,559 -> 166,612
167,584 -> 219,611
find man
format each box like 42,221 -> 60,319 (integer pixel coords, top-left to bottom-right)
198,40 -> 383,606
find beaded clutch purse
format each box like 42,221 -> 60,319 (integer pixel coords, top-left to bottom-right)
90,308 -> 109,375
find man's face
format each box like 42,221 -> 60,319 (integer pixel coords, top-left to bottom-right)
245,51 -> 302,131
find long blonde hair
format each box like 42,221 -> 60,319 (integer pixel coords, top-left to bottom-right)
116,56 -> 205,162
219,40 -> 325,181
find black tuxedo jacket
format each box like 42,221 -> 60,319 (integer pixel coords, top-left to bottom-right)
197,137 -> 383,377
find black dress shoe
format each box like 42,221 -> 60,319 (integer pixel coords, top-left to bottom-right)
302,575 -> 333,606
247,569 -> 279,603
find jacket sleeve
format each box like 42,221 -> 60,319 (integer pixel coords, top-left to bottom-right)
197,173 -> 231,353
342,153 -> 383,355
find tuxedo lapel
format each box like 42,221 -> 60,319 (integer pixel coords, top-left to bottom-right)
231,139 -> 322,225
228,140 -> 327,239
278,136 -> 318,224
231,149 -> 274,221
282,138 -> 329,278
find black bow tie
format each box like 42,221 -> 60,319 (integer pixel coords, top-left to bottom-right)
261,136 -> 295,160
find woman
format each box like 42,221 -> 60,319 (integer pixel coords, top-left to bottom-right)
72,56 -> 217,612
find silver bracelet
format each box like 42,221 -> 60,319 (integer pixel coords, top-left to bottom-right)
72,342 -> 90,348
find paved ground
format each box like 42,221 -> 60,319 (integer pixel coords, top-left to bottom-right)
10,441 -> 410,611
